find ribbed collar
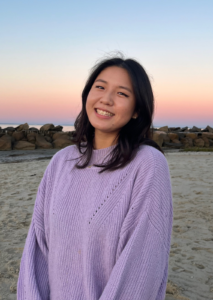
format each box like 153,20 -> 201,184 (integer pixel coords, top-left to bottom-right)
89,143 -> 118,166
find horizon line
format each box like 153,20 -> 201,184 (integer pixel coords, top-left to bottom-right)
0,122 -> 211,130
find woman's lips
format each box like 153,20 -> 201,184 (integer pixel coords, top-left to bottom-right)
94,108 -> 114,119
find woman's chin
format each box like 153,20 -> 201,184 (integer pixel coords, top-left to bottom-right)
90,121 -> 111,132
94,127 -> 113,134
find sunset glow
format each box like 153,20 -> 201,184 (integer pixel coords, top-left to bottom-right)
0,1 -> 212,128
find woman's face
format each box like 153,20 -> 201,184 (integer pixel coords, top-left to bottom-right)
86,66 -> 138,135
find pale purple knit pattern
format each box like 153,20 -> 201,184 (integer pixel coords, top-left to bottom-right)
17,144 -> 173,300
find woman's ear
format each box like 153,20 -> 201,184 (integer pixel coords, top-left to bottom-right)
132,112 -> 138,119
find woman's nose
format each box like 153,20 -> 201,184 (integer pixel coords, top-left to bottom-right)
100,91 -> 114,105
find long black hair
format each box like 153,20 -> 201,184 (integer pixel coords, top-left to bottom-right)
72,55 -> 163,173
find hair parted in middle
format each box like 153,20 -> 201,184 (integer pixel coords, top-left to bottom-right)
72,53 -> 163,173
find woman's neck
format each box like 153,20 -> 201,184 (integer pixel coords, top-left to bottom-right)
93,130 -> 119,150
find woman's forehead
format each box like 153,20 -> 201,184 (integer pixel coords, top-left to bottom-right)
96,66 -> 133,89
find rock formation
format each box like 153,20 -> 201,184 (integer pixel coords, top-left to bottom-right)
15,123 -> 29,131
0,123 -> 213,151
152,125 -> 213,149
14,141 -> 35,150
27,132 -> 36,144
0,138 -> 11,150
40,124 -> 55,131
35,134 -> 53,149
12,131 -> 25,141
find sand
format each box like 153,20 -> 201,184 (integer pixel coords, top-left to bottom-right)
0,151 -> 213,300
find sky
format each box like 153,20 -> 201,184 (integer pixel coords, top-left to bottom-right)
0,0 -> 213,128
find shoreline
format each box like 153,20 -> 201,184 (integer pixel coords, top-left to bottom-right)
0,148 -> 201,164
0,149 -> 59,164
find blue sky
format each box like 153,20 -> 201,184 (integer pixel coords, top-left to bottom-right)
0,0 -> 213,127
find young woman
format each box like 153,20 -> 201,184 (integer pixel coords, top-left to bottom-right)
17,56 -> 173,300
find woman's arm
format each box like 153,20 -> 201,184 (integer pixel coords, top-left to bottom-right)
17,218 -> 50,299
99,150 -> 173,300
17,163 -> 52,300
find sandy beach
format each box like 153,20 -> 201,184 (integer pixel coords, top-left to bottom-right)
0,150 -> 213,300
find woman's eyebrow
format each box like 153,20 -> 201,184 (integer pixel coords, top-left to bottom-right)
95,79 -> 132,94
95,79 -> 107,83
119,86 -> 132,94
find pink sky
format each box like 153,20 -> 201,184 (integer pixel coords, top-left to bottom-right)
1,89 -> 212,127
1,56 -> 212,128
1,1 -> 213,128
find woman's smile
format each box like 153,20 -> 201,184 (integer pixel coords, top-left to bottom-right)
94,108 -> 115,118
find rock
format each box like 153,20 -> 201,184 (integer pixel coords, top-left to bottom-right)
1,134 -> 15,143
158,126 -> 168,133
156,131 -> 170,144
27,132 -> 36,144
202,125 -> 213,133
168,127 -> 180,132
7,130 -> 14,136
45,136 -> 53,143
168,133 -> 178,141
3,126 -> 15,132
189,126 -> 201,132
40,124 -> 55,131
176,132 -> 186,139
194,138 -> 204,147
201,132 -> 213,139
0,138 -> 12,150
172,139 -> 181,144
152,132 -> 164,147
46,131 -> 56,138
52,125 -> 63,131
13,141 -> 35,150
29,127 -> 39,132
185,133 -> 197,140
35,134 -> 53,149
202,137 -> 210,147
12,131 -> 25,141
179,126 -> 188,132
70,130 -> 76,137
15,123 -> 29,131
52,132 -> 70,140
180,137 -> 193,148
52,138 -> 74,149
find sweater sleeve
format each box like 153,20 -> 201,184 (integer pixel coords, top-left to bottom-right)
99,150 -> 173,300
17,162 -> 52,300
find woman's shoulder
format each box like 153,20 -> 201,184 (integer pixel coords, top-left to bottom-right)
46,144 -> 79,171
136,144 -> 169,170
52,144 -> 78,160
132,145 -> 171,187
135,146 -> 172,224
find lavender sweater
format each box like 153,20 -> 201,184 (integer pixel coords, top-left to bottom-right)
17,144 -> 173,300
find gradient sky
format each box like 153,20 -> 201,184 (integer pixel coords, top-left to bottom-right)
0,0 -> 213,127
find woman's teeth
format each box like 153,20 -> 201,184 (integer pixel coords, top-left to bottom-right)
96,109 -> 114,117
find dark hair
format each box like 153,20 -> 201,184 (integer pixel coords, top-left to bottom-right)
72,55 -> 164,173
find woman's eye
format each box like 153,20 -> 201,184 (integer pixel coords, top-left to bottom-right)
118,92 -> 128,97
95,85 -> 104,89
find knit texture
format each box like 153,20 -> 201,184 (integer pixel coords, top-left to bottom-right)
17,144 -> 173,300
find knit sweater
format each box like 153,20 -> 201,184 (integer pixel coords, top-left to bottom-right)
17,144 -> 173,300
